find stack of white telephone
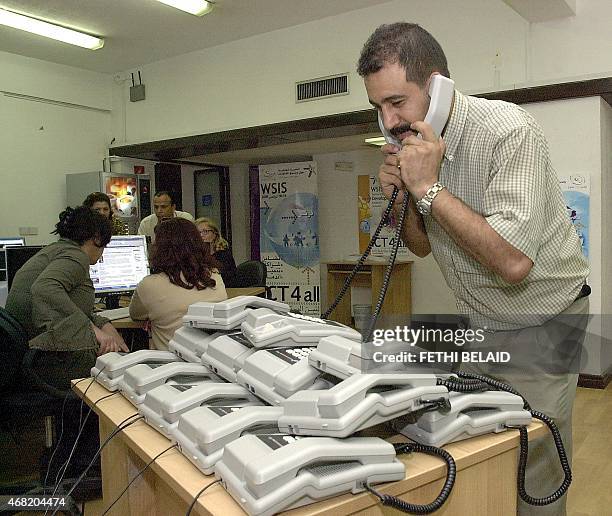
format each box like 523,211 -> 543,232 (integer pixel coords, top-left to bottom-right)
92,294 -> 532,515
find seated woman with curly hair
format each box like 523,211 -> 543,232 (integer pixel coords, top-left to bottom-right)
129,218 -> 227,350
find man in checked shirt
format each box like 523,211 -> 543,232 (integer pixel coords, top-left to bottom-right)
359,22 -> 589,516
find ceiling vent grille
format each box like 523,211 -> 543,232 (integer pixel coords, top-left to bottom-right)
296,74 -> 349,103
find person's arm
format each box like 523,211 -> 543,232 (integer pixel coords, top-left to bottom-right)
392,194 -> 431,258
30,255 -> 98,351
397,121 -> 535,284
129,283 -> 149,321
91,312 -> 110,329
214,249 -> 238,287
428,189 -> 532,283
378,144 -> 431,257
93,323 -> 129,354
100,322 -> 129,353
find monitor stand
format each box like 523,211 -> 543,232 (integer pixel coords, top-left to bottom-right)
105,294 -> 121,309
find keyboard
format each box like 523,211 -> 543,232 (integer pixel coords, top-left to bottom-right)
98,306 -> 131,321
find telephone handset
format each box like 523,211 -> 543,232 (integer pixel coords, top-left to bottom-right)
377,73 -> 455,146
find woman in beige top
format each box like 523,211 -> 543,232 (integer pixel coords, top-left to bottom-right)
129,218 -> 227,350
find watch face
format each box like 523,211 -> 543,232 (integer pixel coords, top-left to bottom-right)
416,200 -> 430,216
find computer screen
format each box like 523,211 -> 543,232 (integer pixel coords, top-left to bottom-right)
6,245 -> 44,290
89,235 -> 149,294
0,237 -> 25,247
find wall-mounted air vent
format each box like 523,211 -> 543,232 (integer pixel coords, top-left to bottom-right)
296,74 -> 349,103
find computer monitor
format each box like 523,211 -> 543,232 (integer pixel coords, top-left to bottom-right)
0,237 -> 25,247
6,245 -> 44,290
89,235 -> 149,295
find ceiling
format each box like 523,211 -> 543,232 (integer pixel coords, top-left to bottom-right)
0,0 -> 391,73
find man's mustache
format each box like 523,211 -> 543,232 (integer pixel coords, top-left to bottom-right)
389,123 -> 413,137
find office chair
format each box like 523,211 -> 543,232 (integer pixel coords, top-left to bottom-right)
234,260 -> 267,288
0,307 -> 75,495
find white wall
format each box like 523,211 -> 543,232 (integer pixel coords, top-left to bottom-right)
529,0 -> 612,84
110,0 -> 612,145
0,52 -> 112,244
599,100 -> 612,376
600,99 -> 612,319
0,50 -> 111,110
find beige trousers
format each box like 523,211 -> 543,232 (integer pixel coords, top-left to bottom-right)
461,297 -> 589,516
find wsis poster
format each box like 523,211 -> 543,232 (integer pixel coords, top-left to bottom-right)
257,161 -> 320,315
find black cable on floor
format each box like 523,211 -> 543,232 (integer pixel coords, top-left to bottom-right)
49,414 -> 143,516
49,370 -> 109,500
43,390 -> 71,494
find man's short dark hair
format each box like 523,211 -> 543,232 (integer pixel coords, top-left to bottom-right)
357,22 -> 450,86
154,190 -> 175,205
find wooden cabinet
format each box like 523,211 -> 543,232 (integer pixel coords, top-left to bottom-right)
324,260 -> 412,326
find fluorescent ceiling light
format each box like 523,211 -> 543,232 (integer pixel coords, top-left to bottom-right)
364,136 -> 386,147
0,8 -> 103,49
155,0 -> 214,16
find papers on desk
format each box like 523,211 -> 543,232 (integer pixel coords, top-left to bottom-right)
98,306 -> 131,320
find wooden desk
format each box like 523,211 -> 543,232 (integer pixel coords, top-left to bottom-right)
74,379 -> 545,516
325,260 -> 412,326
111,287 -> 266,329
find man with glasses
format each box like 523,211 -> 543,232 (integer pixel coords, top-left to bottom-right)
137,190 -> 194,239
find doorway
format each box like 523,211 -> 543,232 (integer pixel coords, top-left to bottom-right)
194,167 -> 231,245
154,162 -> 183,210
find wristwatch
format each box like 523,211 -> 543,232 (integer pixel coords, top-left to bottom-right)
416,182 -> 446,215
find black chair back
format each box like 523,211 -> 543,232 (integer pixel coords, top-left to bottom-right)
0,307 -> 28,391
235,260 -> 267,287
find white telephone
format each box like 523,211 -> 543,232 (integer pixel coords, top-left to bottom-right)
377,73 -> 455,146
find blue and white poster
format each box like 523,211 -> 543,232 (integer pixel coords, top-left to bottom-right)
259,161 -> 320,315
560,174 -> 590,258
